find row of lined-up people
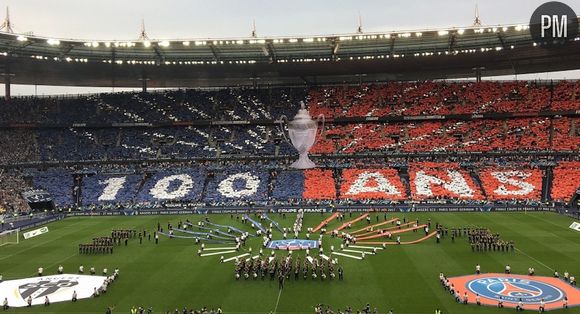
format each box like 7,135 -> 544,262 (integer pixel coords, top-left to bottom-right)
35,265 -> 119,277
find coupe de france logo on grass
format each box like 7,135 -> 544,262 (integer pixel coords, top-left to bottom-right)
467,277 -> 564,303
267,239 -> 319,250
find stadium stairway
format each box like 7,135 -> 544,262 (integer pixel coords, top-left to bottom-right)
116,129 -> 122,147
332,168 -> 341,199
549,119 -> 555,146
73,174 -> 82,207
542,167 -> 554,202
200,172 -> 212,200
468,168 -> 488,199
267,169 -> 277,199
134,172 -> 151,199
398,167 -> 412,198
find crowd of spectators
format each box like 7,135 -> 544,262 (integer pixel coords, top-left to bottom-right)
0,159 -> 564,212
3,115 -> 566,163
0,130 -> 38,164
339,168 -> 405,201
0,151 -> 576,216
308,81 -> 570,118
311,116 -> 575,155
29,168 -> 75,208
28,124 -> 294,162
552,80 -> 580,111
0,81 -> 576,125
0,171 -> 31,214
409,162 -> 484,201
551,161 -> 580,202
0,81 -> 576,215
0,88 -> 306,124
551,117 -> 579,151
0,161 -> 574,216
0,81 -> 576,164
478,166 -> 543,201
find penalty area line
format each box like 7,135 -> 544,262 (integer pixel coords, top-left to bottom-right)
514,247 -> 554,272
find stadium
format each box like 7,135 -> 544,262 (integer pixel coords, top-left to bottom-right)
0,1 -> 579,313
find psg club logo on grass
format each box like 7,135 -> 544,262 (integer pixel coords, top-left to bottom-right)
447,273 -> 580,311
467,277 -> 562,303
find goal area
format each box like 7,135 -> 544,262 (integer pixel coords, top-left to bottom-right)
0,228 -> 19,246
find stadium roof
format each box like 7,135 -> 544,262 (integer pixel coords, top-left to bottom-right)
0,21 -> 579,87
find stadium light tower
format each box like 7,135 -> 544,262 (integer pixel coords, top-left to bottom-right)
251,19 -> 257,37
138,19 -> 149,40
473,4 -> 482,27
356,12 -> 363,33
0,7 -> 14,33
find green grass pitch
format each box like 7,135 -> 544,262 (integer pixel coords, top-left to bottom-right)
1,211 -> 579,314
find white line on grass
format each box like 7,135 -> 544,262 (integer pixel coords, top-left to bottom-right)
200,250 -> 236,257
273,285 -> 283,314
349,245 -> 383,250
223,253 -> 249,262
515,247 -> 555,272
203,247 -> 238,251
342,249 -> 374,255
332,251 -> 363,260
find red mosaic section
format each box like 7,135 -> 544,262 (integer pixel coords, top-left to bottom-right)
479,167 -> 542,200
303,169 -> 336,200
